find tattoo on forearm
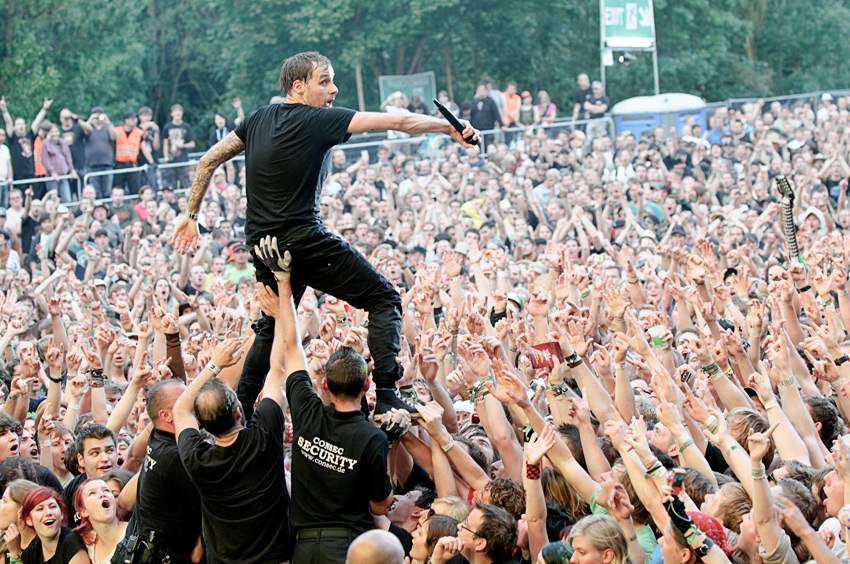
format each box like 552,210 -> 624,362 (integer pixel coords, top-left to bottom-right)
187,132 -> 245,214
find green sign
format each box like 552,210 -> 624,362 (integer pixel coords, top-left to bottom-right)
378,72 -> 437,112
603,0 -> 656,48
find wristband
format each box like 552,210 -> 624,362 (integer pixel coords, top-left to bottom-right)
441,438 -> 454,452
68,404 -> 79,411
797,285 -> 811,293
725,444 -> 739,456
186,212 -> 198,221
678,439 -> 694,454
39,441 -> 51,448
752,466 -> 767,480
762,399 -> 779,411
525,461 -> 542,480
779,376 -> 797,387
708,421 -> 719,434
836,354 -> 850,366
205,362 -> 222,376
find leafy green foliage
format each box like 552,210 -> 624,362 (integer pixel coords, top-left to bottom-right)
1,0 -> 848,149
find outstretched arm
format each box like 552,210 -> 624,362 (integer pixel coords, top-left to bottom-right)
348,112 -> 478,147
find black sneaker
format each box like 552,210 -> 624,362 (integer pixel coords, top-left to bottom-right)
374,387 -> 419,419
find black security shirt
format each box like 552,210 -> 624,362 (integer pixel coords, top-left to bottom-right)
178,398 -> 291,564
234,104 -> 355,246
136,428 -> 201,556
286,369 -> 391,535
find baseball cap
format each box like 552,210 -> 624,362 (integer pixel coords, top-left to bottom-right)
687,512 -> 734,556
123,111 -> 137,119
591,80 -> 603,89
671,225 -> 687,237
91,106 -> 104,114
507,292 -> 524,308
95,229 -> 109,238
454,241 -> 469,256
0,207 -> 6,217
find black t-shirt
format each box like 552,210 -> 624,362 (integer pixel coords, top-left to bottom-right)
178,398 -> 291,564
136,428 -> 201,557
162,122 -> 195,163
9,132 -> 36,179
469,96 -> 501,131
234,104 -> 355,246
585,94 -> 609,118
21,527 -> 85,564
286,370 -> 391,535
575,87 -> 592,119
388,524 -> 413,556
60,124 -> 87,171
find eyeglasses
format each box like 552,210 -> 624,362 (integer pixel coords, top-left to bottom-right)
458,520 -> 482,538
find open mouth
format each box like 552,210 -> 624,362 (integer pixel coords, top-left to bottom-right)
43,518 -> 56,527
30,448 -> 38,458
9,444 -> 17,454
101,499 -> 110,509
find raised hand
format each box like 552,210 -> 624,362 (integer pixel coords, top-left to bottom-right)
415,401 -> 448,439
524,425 -> 556,465
211,338 -> 245,369
747,422 -> 780,463
44,338 -> 65,372
607,483 -> 635,521
256,282 -> 280,319
442,250 -> 462,279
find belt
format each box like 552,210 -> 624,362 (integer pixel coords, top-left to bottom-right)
296,527 -> 354,541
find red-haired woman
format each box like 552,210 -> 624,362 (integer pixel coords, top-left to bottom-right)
7,487 -> 88,564
73,479 -> 127,564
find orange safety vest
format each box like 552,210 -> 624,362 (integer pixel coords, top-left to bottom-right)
115,127 -> 143,163
503,92 -> 521,125
34,136 -> 46,177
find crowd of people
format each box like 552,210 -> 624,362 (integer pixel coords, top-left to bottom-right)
0,50 -> 847,564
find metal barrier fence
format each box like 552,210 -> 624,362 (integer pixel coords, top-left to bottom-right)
705,88 -> 850,121
11,84 -> 848,200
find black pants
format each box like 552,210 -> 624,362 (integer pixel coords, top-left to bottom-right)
114,161 -> 139,195
292,528 -> 354,564
237,229 -> 402,421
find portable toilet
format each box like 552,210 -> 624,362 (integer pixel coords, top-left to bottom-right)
611,93 -> 706,138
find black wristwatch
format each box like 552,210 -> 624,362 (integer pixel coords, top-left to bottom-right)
187,212 -> 198,220
692,536 -> 714,557
835,354 -> 850,366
